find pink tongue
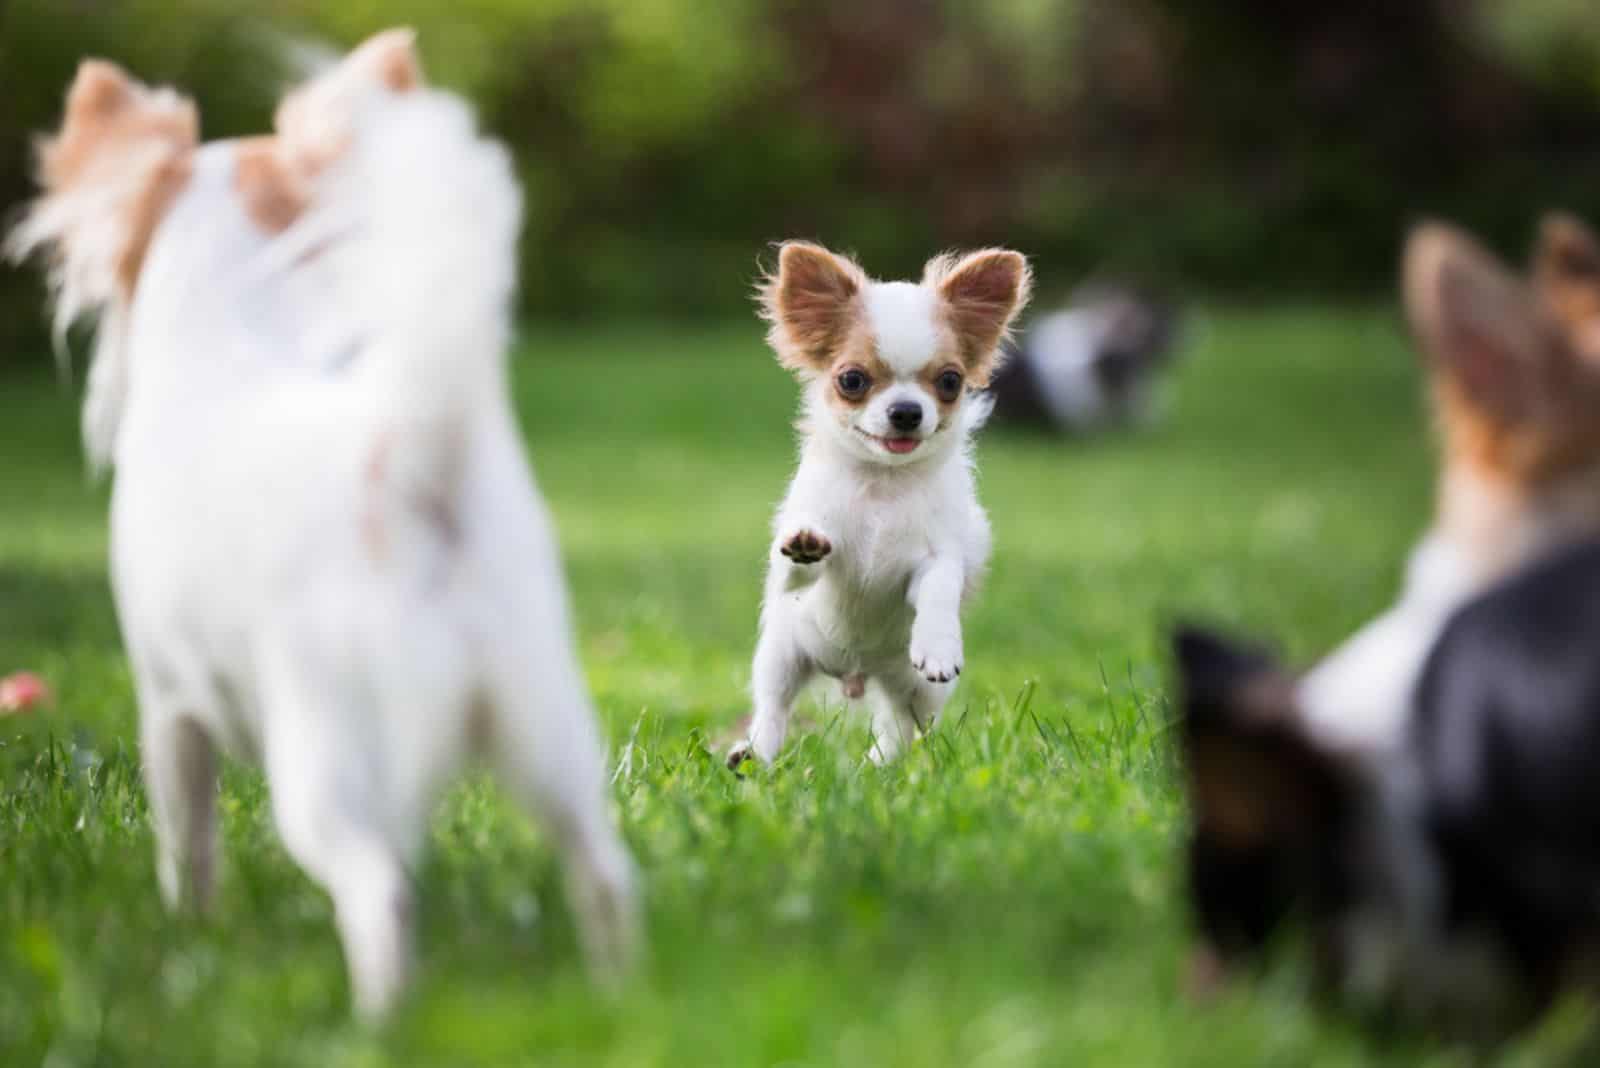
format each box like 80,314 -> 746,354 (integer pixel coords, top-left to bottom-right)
884,437 -> 920,454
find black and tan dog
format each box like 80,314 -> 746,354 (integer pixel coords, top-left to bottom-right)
1174,213 -> 1600,1031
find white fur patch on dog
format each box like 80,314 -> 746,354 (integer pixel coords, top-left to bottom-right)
864,281 -> 942,375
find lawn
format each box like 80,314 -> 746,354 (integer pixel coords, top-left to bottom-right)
3,309 -> 1593,1066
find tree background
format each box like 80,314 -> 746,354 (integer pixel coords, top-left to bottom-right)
4,0 -> 1600,360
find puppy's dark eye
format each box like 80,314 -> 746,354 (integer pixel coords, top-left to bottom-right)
836,368 -> 870,398
935,369 -> 963,401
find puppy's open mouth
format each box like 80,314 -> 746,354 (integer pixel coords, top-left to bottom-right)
856,428 -> 922,455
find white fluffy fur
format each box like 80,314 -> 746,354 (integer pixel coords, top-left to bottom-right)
732,259 -> 1024,766
1297,465 -> 1600,753
865,282 -> 943,374
1296,534 -> 1473,752
18,68 -> 635,1016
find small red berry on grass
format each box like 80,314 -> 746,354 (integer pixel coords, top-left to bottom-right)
0,672 -> 53,714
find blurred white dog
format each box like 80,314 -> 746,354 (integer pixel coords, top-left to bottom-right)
7,31 -> 636,1017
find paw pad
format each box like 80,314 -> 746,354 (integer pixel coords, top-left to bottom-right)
780,529 -> 831,564
913,657 -> 961,684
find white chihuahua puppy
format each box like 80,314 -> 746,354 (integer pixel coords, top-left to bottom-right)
729,242 -> 1031,766
8,32 -> 636,1017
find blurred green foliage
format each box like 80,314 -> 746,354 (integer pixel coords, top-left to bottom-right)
6,0 -> 1600,364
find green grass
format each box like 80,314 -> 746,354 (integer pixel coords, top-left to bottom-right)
2,309 -> 1596,1066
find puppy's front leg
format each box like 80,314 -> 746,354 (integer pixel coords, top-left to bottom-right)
908,556 -> 965,683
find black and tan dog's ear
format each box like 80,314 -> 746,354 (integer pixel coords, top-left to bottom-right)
1533,212 -> 1600,359
1404,221 -> 1567,428
758,241 -> 868,372
927,248 -> 1032,386
1533,212 -> 1600,292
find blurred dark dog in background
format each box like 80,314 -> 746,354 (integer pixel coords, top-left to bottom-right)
1171,212 -> 1600,1037
987,283 -> 1184,434
1176,536 -> 1600,1035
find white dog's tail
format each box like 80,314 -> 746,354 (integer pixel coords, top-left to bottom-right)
300,86 -> 522,485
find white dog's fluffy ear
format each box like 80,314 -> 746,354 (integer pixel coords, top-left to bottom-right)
233,29 -> 426,239
928,249 -> 1032,386
759,241 -> 868,372
274,28 -> 424,178
6,59 -> 199,471
7,60 -> 198,324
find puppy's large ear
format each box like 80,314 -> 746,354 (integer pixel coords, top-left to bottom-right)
930,249 -> 1032,386
758,241 -> 867,372
1533,212 -> 1600,361
1404,222 -> 1569,428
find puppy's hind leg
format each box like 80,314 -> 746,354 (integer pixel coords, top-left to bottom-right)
866,669 -> 953,766
482,632 -> 639,989
865,684 -> 917,766
731,616 -> 813,768
140,706 -> 220,913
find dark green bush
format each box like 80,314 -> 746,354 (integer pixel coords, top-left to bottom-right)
4,0 -> 1600,367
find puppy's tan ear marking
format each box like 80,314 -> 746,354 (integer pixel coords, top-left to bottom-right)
931,248 -> 1032,386
1404,222 -> 1562,426
759,241 -> 866,372
66,60 -> 135,120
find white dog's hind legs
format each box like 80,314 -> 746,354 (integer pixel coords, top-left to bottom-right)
486,643 -> 639,988
262,656 -> 416,1021
140,707 -> 220,912
269,752 -> 416,1019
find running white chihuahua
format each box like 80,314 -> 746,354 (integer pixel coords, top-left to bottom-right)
8,32 -> 636,1017
729,242 -> 1031,767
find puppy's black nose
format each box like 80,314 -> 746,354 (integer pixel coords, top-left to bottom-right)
888,402 -> 923,431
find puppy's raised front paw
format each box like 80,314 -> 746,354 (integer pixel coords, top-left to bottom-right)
910,634 -> 963,684
779,528 -> 832,565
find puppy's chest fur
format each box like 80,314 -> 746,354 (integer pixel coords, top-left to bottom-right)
779,453 -> 982,662
807,495 -> 925,645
